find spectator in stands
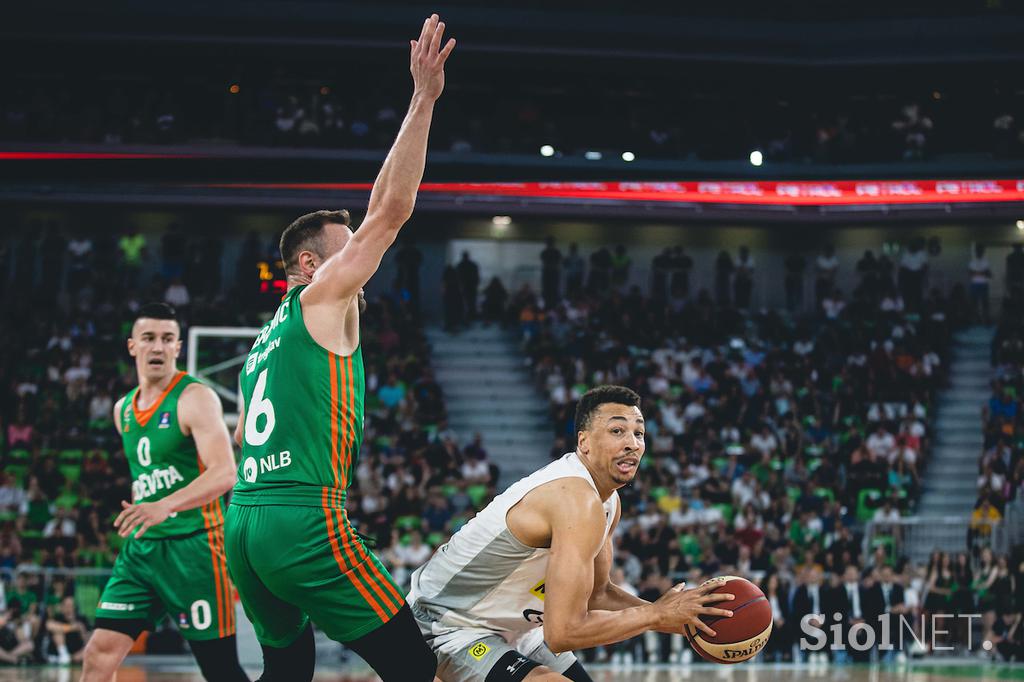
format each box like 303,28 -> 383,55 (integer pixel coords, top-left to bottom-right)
456,251 -> 480,320
610,245 -> 631,289
163,275 -> 190,310
969,244 -> 993,324
564,243 -> 585,299
650,248 -> 672,302
866,423 -> 897,463
0,604 -> 34,665
481,276 -> 508,325
117,227 -> 147,290
966,497 -> 999,548
988,610 -> 1022,661
891,103 -> 933,160
898,237 -> 929,311
540,237 -> 562,306
588,246 -> 612,292
734,246 -> 755,310
45,595 -> 88,665
785,251 -> 806,311
815,244 -> 839,305
714,250 -> 734,305
1007,244 -> 1024,299
442,264 -> 464,331
394,239 -> 423,310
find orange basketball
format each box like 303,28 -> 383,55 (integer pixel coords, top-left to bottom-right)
684,576 -> 773,664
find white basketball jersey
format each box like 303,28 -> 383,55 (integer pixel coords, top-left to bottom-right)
407,452 -> 619,654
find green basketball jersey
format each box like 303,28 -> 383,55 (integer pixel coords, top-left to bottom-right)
233,285 -> 365,507
119,372 -> 224,539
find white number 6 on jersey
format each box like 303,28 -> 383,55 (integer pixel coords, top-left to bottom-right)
244,369 -> 276,447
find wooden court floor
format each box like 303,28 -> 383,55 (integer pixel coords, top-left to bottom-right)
0,662 -> 1019,682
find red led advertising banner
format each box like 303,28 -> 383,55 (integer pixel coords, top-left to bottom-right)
216,179 -> 1024,206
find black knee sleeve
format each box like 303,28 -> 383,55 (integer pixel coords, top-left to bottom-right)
346,605 -> 437,682
189,635 -> 250,682
256,623 -> 315,682
484,651 -> 540,682
93,618 -> 151,640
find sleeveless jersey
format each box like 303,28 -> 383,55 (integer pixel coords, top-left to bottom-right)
233,285 -> 364,507
119,372 -> 222,540
407,452 -> 619,654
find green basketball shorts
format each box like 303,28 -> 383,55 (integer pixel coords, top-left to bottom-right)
224,500 -> 405,647
94,524 -> 236,641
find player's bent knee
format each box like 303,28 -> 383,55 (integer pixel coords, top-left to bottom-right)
82,629 -> 135,677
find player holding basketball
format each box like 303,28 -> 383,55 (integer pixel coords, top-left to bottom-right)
224,14 -> 455,682
82,303 -> 247,682
408,385 -> 735,682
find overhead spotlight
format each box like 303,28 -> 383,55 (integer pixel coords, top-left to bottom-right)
584,151 -> 602,160
492,216 -> 512,226
540,145 -> 555,157
1017,219 -> 1024,231
228,84 -> 241,94
749,150 -> 763,167
621,151 -> 636,162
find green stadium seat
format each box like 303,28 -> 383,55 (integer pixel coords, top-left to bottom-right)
857,488 -> 883,523
60,449 -> 84,462
9,448 -> 30,461
395,515 -> 420,531
812,487 -> 835,502
712,503 -> 735,524
59,464 -> 82,483
467,484 -> 489,508
6,464 -> 28,485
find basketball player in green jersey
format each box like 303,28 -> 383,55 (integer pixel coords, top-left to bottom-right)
81,303 -> 249,682
225,14 -> 455,682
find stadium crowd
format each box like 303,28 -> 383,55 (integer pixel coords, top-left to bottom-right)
498,238 -> 1020,662
3,72 -> 1024,163
1,224 -> 1023,664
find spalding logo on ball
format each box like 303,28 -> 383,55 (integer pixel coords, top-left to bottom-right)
684,575 -> 773,664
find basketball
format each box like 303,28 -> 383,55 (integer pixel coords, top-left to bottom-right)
685,576 -> 773,664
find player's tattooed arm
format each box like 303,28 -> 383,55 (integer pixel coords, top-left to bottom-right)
303,14 -> 456,306
115,384 -> 237,538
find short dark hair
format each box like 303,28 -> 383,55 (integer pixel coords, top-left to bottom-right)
574,385 -> 641,433
279,209 -> 351,275
134,302 -> 178,327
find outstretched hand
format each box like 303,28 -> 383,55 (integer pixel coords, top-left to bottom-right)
652,578 -> 735,638
410,14 -> 456,102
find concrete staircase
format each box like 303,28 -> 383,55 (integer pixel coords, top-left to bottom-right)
426,325 -> 553,486
917,326 -> 994,517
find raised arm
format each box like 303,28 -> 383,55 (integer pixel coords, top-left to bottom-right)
302,15 -> 455,305
541,480 -> 733,653
115,384 -> 237,538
